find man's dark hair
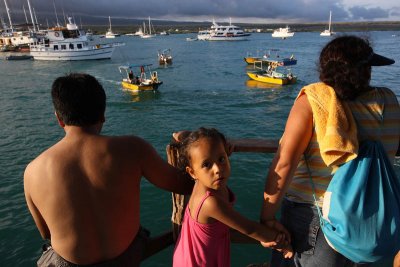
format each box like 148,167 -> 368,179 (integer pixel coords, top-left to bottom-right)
319,35 -> 372,100
51,73 -> 106,126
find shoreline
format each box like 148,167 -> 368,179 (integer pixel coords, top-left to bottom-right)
84,21 -> 400,35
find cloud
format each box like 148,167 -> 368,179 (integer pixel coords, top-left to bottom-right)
1,0 -> 398,24
348,6 -> 391,20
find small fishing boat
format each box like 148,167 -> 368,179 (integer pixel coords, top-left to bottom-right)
158,48 -> 172,65
118,64 -> 163,91
244,49 -> 291,65
186,37 -> 198,41
6,54 -> 33,60
246,54 -> 297,85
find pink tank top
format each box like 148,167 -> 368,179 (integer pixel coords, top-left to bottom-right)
173,188 -> 235,267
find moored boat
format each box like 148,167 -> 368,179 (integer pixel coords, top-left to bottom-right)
105,16 -> 120,38
119,65 -> 163,91
29,17 -> 121,61
246,54 -> 297,85
197,19 -> 250,41
320,11 -> 336,36
140,17 -> 155,39
6,54 -> 33,60
158,48 -> 172,65
271,26 -> 294,39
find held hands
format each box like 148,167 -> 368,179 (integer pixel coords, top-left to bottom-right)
260,219 -> 293,259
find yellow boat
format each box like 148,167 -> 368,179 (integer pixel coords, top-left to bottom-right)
119,65 -> 163,91
247,71 -> 296,85
244,56 -> 262,64
246,55 -> 297,85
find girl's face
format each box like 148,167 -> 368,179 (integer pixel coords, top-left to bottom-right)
186,137 -> 231,191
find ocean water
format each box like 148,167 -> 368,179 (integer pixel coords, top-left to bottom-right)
1,31 -> 399,267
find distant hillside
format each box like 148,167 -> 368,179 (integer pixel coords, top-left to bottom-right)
82,20 -> 400,35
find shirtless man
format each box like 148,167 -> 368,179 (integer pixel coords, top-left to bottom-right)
24,73 -> 193,266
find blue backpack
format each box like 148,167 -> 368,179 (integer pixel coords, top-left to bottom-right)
308,140 -> 400,263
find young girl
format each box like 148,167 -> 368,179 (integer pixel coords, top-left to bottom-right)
172,127 -> 292,267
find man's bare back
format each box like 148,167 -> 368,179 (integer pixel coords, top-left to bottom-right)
24,73 -> 193,265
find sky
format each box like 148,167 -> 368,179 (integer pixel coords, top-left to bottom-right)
1,0 -> 400,26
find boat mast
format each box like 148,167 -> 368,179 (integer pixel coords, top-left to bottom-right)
27,0 -> 36,32
33,7 -> 40,31
3,0 -> 13,31
328,11 -> 332,32
23,5 -> 29,25
148,16 -> 151,35
53,0 -> 60,27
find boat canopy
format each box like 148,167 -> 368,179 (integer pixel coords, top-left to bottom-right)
259,57 -> 297,66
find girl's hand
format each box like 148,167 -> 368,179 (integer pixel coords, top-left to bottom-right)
262,219 -> 291,243
281,244 -> 294,259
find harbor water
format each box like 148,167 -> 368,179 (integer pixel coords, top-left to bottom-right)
1,31 -> 399,266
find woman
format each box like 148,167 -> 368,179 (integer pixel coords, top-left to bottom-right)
260,35 -> 399,266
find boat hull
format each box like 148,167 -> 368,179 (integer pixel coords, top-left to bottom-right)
30,46 -> 115,61
247,72 -> 297,85
320,30 -> 335,36
121,81 -> 162,91
244,57 -> 261,64
206,35 -> 249,41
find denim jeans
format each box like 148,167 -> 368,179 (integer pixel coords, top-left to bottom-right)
270,199 -> 370,267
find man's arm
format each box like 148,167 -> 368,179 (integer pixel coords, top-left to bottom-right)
139,139 -> 194,195
24,164 -> 51,240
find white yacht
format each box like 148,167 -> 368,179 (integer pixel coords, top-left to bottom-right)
320,11 -> 336,36
197,30 -> 211,40
105,16 -> 120,38
272,26 -> 294,39
197,19 -> 250,41
0,0 -> 38,50
29,17 -> 119,61
141,17 -> 155,38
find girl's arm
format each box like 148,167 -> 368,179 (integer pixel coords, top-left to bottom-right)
203,194 -> 281,243
260,94 -> 313,222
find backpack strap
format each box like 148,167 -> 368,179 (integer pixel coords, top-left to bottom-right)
304,154 -> 325,226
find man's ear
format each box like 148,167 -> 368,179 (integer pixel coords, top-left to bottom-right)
101,114 -> 105,123
186,166 -> 196,180
54,112 -> 65,128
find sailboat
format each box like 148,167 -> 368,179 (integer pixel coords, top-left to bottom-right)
140,17 -> 155,38
105,16 -> 120,38
320,11 -> 335,36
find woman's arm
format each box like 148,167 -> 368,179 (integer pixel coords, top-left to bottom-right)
260,94 -> 313,222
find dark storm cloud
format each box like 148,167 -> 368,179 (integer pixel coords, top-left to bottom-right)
0,0 -> 397,24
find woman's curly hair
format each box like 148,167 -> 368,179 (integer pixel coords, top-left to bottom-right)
175,127 -> 227,172
319,35 -> 373,100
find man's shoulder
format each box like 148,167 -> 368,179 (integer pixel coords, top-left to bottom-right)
105,135 -> 150,148
24,144 -> 56,182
